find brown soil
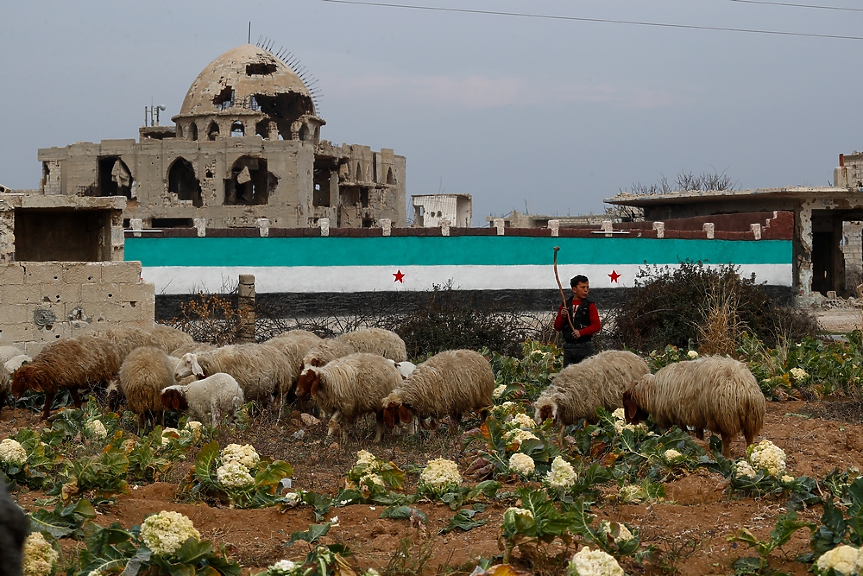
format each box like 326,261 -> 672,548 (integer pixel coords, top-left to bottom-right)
8,398 -> 863,576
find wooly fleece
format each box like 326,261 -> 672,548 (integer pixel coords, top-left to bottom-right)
334,328 -> 408,362
147,324 -> 194,355
534,350 -> 649,426
119,346 -> 176,426
624,355 -> 765,457
382,349 -> 494,426
173,343 -> 290,404
301,339 -> 357,369
300,352 -> 403,442
161,373 -> 245,427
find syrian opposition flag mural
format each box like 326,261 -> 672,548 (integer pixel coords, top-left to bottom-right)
127,235 -> 792,295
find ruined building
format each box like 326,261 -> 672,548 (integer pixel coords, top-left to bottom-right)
37,44 -> 406,230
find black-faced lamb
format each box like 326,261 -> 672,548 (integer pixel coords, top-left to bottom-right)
334,328 -> 408,362
295,352 -> 403,441
161,373 -> 245,427
173,343 -> 291,405
382,349 -> 495,429
622,355 -> 766,457
12,335 -> 120,420
534,350 -> 650,426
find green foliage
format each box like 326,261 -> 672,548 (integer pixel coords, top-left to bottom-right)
29,499 -> 96,539
285,523 -> 358,576
607,262 -> 817,354
730,511 -> 812,573
72,520 -> 241,576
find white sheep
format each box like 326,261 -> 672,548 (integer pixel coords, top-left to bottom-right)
148,324 -> 195,354
169,342 -> 218,357
534,350 -> 650,426
382,349 -> 495,430
0,346 -> 25,365
622,355 -> 766,457
295,352 -> 403,442
173,343 -> 291,406
301,338 -> 357,369
160,373 -> 245,427
385,358 -> 417,380
117,346 -> 176,428
334,328 -> 407,362
3,355 -> 30,375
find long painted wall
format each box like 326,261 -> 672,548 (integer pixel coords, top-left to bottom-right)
125,235 -> 792,295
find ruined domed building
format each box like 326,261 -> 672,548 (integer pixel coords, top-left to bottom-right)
37,44 -> 406,230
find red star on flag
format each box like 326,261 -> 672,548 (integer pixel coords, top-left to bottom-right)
608,270 -> 621,283
393,270 -> 405,283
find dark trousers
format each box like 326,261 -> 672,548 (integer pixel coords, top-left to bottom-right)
563,345 -> 593,367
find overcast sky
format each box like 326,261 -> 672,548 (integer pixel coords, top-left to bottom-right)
2,0 -> 861,224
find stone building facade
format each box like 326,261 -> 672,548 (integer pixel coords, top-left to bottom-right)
37,44 -> 406,231
0,194 -> 155,353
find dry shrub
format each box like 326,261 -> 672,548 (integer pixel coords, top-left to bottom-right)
167,292 -> 240,345
697,279 -> 744,355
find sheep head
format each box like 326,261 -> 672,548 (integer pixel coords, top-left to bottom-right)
161,388 -> 189,411
106,381 -> 124,412
535,402 -> 554,425
174,353 -> 203,381
11,366 -> 46,397
622,389 -> 648,424
295,369 -> 320,399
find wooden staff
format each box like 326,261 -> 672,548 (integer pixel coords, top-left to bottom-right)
553,246 -> 578,336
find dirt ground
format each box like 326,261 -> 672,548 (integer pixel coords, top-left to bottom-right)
6,306 -> 863,575
7,394 -> 863,576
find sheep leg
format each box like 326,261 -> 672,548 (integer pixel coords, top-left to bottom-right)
374,412 -> 385,443
70,388 -> 83,409
40,391 -> 55,421
327,411 -> 342,438
721,432 -> 733,458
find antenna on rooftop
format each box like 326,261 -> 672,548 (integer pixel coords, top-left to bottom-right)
256,36 -> 323,114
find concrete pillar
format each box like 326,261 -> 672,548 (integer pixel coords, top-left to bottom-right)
194,218 -> 207,237
703,223 -> 714,239
237,274 -> 255,344
652,221 -> 665,239
319,218 -> 330,237
795,204 -> 813,295
440,219 -> 451,237
601,221 -> 613,238
548,219 -> 560,237
256,218 -> 270,238
379,218 -> 392,237
130,218 -> 144,238
750,223 -> 761,240
494,218 -> 505,236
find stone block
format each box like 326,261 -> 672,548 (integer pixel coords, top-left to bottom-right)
0,322 -> 35,344
0,283 -> 42,305
101,262 -> 142,284
62,263 -> 103,284
24,263 -> 63,285
81,282 -> 121,303
40,283 -> 83,304
114,281 -> 156,306
0,264 -> 25,285
0,304 -> 29,324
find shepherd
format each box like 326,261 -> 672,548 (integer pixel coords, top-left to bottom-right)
553,247 -> 602,367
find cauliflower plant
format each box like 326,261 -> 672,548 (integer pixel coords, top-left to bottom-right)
418,458 -> 462,495
22,532 -> 59,576
355,450 -> 377,467
734,460 -> 758,479
508,452 -> 536,476
505,507 -> 534,520
815,544 -> 863,575
222,443 -> 260,470
687,350 -> 699,359
617,484 -> 645,503
505,428 -> 539,447
217,461 -> 255,489
492,384 -> 507,399
183,420 -> 203,441
790,367 -> 809,382
545,456 -> 577,490
599,520 -> 633,542
141,510 -> 201,556
0,438 -> 27,467
508,412 -> 536,429
85,419 -> 107,440
663,449 -> 684,463
749,439 -> 787,477
568,546 -> 625,576
160,428 -> 180,446
611,408 -> 649,434
263,559 -> 299,576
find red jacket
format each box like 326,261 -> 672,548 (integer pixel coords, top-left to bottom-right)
554,299 -> 601,340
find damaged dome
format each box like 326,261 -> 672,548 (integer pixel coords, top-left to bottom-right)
178,44 -> 315,117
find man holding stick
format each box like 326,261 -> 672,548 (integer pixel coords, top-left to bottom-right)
554,275 -> 601,367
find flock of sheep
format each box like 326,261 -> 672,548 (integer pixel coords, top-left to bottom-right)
0,324 -> 767,456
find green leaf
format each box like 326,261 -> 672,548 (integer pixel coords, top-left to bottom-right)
195,441 -> 220,490
441,508 -> 487,534
288,523 -> 331,546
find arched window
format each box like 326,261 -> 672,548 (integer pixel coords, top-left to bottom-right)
207,121 -> 220,141
386,167 -> 395,185
299,124 -> 310,141
225,156 -> 270,206
355,162 -> 363,182
190,122 -> 198,141
97,157 -> 134,199
167,158 -> 202,207
230,121 -> 245,137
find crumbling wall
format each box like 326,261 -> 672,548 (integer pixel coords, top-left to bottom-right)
0,261 -> 155,355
